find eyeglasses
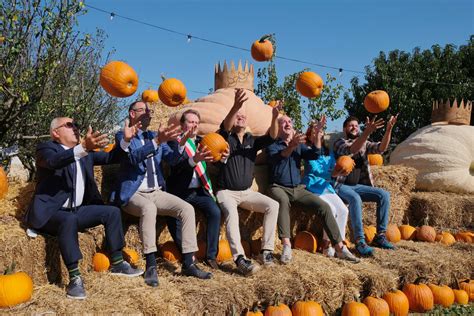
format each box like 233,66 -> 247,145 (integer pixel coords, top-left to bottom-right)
132,108 -> 154,115
55,122 -> 80,130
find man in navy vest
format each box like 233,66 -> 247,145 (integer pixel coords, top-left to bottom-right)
26,117 -> 143,300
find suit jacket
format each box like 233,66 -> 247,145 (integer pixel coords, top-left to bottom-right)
166,136 -> 211,198
26,141 -> 119,229
110,130 -> 179,206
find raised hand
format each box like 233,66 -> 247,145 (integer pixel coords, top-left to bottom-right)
289,133 -> 307,148
156,124 -> 181,144
365,116 -> 385,134
234,88 -> 248,109
179,125 -> 196,147
272,100 -> 284,118
387,114 -> 398,129
81,126 -> 109,151
310,115 -> 326,143
123,118 -> 142,142
193,144 -> 214,163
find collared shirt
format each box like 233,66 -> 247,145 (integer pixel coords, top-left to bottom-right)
217,122 -> 274,191
333,137 -> 382,189
266,139 -> 324,188
61,144 -> 88,208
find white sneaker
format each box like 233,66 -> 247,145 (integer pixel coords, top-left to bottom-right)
335,246 -> 360,263
323,246 -> 335,257
280,244 -> 292,264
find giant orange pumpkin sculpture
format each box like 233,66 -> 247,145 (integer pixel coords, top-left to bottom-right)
364,90 -> 390,113
100,61 -> 138,98
251,34 -> 274,62
296,71 -> 324,98
158,78 -> 187,107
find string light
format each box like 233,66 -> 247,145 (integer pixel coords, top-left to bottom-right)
110,12 -> 115,21
339,68 -> 343,76
187,34 -> 192,43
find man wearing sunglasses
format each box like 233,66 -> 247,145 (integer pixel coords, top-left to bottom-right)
26,117 -> 144,300
111,101 -> 212,287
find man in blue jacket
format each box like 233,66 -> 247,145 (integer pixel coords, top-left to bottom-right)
26,117 -> 143,300
112,101 -> 211,287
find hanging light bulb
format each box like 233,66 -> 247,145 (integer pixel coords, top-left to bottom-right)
339,68 -> 343,76
187,34 -> 192,43
110,12 -> 115,20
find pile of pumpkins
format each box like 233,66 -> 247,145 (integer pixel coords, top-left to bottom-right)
243,278 -> 473,315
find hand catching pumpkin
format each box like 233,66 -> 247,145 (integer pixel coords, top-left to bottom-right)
156,124 -> 181,144
271,100 -> 283,118
123,118 -> 142,142
81,126 -> 109,151
220,145 -> 230,162
387,113 -> 399,130
193,144 -> 214,163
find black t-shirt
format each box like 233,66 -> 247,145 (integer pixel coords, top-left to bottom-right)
217,123 -> 273,191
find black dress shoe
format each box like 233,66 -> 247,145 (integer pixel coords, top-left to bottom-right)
144,266 -> 159,287
182,264 -> 212,279
204,259 -> 220,270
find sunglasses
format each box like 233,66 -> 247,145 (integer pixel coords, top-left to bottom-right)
55,122 -> 80,130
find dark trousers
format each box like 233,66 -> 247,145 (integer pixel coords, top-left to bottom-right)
40,205 -> 125,266
267,184 -> 343,244
169,187 -> 221,260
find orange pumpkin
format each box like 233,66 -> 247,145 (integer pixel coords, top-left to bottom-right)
364,225 -> 377,243
92,252 -> 110,272
241,240 -> 252,258
246,306 -> 264,316
428,284 -> 454,308
142,89 -> 159,103
251,238 -> 262,256
453,289 -> 469,305
200,132 -> 229,161
216,239 -> 233,263
0,265 -> 33,308
399,225 -> 416,240
402,278 -> 434,312
363,296 -> 390,316
342,301 -> 370,316
296,71 -> 324,98
455,231 -> 474,243
364,90 -> 390,114
195,240 -> 207,261
435,232 -> 456,246
122,248 -> 140,266
293,231 -> 317,253
100,61 -> 138,98
386,224 -> 401,243
416,225 -> 436,242
265,299 -> 291,316
0,166 -> 8,200
335,156 -> 355,174
158,78 -> 187,107
459,279 -> 474,301
382,289 -> 409,316
291,300 -> 324,316
368,154 -> 383,166
251,34 -> 274,62
160,241 -> 182,263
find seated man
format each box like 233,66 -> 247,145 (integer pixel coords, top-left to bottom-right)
26,117 -> 143,300
333,115 -> 398,256
112,101 -> 211,288
167,109 -> 224,270
216,88 -> 280,276
266,115 -> 359,263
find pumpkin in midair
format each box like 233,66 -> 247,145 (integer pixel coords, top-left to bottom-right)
216,239 -> 233,263
142,89 -> 159,103
200,132 -> 229,161
382,289 -> 409,316
293,231 -> 317,253
296,71 -> 324,98
363,296 -> 390,316
368,154 -> 383,166
0,264 -> 33,308
160,241 -> 182,263
100,61 -> 138,98
158,78 -> 187,107
291,300 -> 324,316
364,90 -> 390,113
402,278 -> 434,312
0,166 -> 8,200
92,252 -> 110,272
251,34 -> 274,62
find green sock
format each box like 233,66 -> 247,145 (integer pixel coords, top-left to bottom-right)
111,251 -> 124,266
67,262 -> 81,280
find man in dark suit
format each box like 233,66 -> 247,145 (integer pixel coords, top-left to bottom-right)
26,117 -> 143,300
167,109 -> 226,270
111,101 -> 212,288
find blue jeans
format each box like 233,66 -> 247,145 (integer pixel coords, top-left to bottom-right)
169,188 -> 221,260
337,184 -> 390,242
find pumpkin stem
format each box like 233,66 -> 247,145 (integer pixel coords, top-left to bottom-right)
259,34 -> 273,43
160,73 -> 166,82
4,261 -> 15,275
414,276 -> 428,285
273,292 -> 281,306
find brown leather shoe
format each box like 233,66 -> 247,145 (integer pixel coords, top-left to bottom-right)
204,259 -> 220,270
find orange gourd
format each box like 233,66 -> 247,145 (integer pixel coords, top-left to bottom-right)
335,156 -> 355,174
0,166 -> 8,200
92,252 -> 110,272
296,72 -> 324,98
428,283 -> 454,308
363,296 -> 390,316
246,306 -> 264,316
342,300 -> 370,316
293,231 -> 317,253
382,289 -> 409,316
416,225 -> 436,242
364,90 -> 390,114
142,89 -> 159,103
160,241 -> 182,263
0,263 -> 33,308
100,61 -> 138,98
291,300 -> 324,316
158,78 -> 187,107
216,239 -> 233,263
459,279 -> 474,301
364,225 -> 377,243
453,289 -> 469,305
122,248 -> 140,266
402,277 -> 434,312
251,34 -> 274,62
399,225 -> 416,240
386,224 -> 401,243
265,295 -> 291,316
368,154 -> 383,166
435,232 -> 456,246
455,231 -> 474,243
200,132 -> 229,161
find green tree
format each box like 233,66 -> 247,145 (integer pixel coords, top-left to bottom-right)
0,0 -> 123,173
344,37 -> 474,148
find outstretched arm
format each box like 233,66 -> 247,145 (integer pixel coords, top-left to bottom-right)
222,88 -> 248,132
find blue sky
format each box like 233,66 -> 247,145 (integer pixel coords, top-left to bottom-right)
78,0 -> 473,131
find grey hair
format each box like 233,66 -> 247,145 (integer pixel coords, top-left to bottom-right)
49,117 -> 67,138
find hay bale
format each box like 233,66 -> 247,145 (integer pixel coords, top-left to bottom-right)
407,191 -> 474,230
